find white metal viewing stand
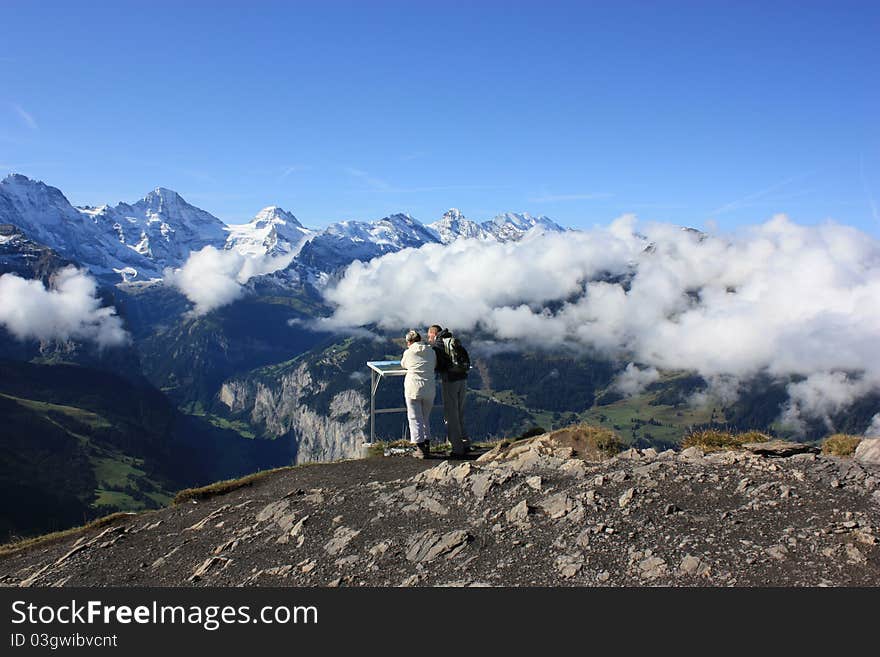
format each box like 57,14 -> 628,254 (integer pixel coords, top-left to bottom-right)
366,360 -> 408,445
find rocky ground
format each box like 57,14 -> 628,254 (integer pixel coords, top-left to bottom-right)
2,430 -> 879,587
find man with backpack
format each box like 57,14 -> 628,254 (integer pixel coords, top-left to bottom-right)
427,324 -> 471,457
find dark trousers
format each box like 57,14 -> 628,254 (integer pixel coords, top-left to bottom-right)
441,378 -> 467,452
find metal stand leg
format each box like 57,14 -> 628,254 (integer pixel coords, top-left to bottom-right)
370,370 -> 376,445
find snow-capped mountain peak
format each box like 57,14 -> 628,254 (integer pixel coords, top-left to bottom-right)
427,209 -> 564,244
250,206 -> 304,229
0,174 -> 161,278
0,173 -> 73,224
96,187 -> 228,267
225,205 -> 312,258
145,186 -> 181,201
428,208 -> 490,244
486,211 -> 565,241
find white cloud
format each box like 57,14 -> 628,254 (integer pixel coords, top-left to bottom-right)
781,372 -> 877,432
865,414 -> 880,437
10,103 -> 38,130
613,363 -> 660,397
0,267 -> 129,347
323,214 -> 880,428
164,246 -> 294,316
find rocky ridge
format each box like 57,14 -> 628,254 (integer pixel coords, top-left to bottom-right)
2,430 -> 879,587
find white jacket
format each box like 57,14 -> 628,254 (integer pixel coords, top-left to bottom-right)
401,341 -> 437,399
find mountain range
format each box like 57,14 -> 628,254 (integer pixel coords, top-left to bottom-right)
2,173 -> 878,542
0,173 -> 565,285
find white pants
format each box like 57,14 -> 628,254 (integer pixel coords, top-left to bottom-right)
406,395 -> 434,444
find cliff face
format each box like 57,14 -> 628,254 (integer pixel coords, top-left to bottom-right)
219,361 -> 368,464
2,432 -> 879,588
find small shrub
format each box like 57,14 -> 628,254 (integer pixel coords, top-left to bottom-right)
551,423 -> 623,458
821,433 -> 861,457
580,424 -> 624,457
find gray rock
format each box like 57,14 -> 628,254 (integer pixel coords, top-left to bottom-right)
471,473 -> 494,499
255,500 -> 291,524
554,446 -> 575,460
188,556 -> 231,582
212,538 -> 239,555
555,553 -> 584,579
290,514 -> 309,538
469,468 -> 514,499
855,438 -> 880,467
323,526 -> 360,556
634,462 -> 662,477
510,448 -> 543,472
560,460 -> 587,478
575,529 -> 591,549
506,500 -> 533,524
525,476 -> 543,491
678,555 -> 709,576
680,447 -> 705,460
449,463 -> 473,483
766,544 -> 789,560
743,440 -> 818,457
845,544 -> 867,564
334,555 -> 360,567
539,493 -> 583,521
187,504 -> 231,531
609,470 -> 629,483
638,556 -> 668,580
418,462 -> 452,483
406,492 -> 449,516
405,530 -> 471,563
369,540 -> 391,556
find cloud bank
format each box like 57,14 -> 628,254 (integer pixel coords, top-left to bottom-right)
323,215 -> 880,427
0,266 -> 129,347
164,246 -> 294,316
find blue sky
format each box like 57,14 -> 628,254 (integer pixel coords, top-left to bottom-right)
1,0 -> 878,235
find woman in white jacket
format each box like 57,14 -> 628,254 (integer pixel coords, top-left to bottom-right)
400,329 -> 436,458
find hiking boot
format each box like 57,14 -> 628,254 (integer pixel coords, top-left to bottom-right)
449,442 -> 467,458
412,441 -> 430,459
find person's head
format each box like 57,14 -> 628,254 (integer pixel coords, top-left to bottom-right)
427,324 -> 442,342
405,329 -> 421,346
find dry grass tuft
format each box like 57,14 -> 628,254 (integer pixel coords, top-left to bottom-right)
821,433 -> 862,457
682,429 -> 771,453
172,466 -> 295,505
0,511 -> 138,560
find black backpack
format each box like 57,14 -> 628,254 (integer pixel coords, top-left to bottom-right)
441,335 -> 471,375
